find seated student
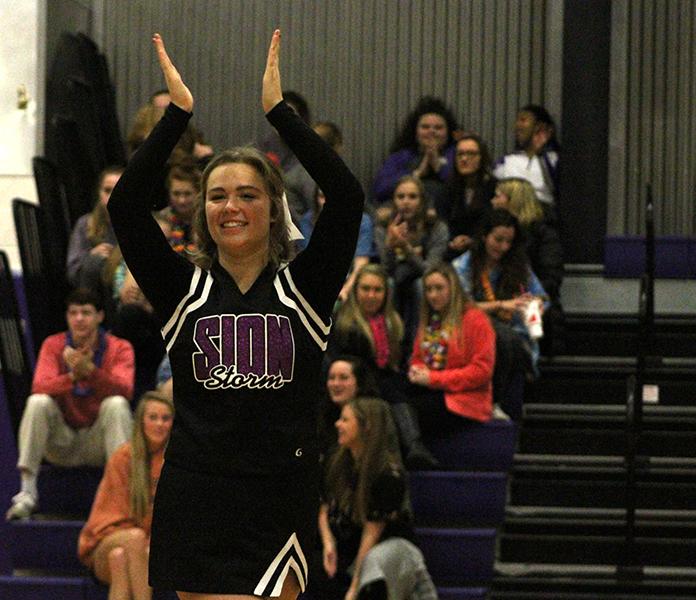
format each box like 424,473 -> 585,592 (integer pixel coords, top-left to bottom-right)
372,96 -> 460,214
374,175 -> 449,346
127,94 -> 212,212
452,209 -> 548,416
493,104 -> 560,211
300,187 -> 375,302
331,264 -> 404,388
158,160 -> 201,255
438,133 -> 497,260
492,177 -> 564,353
406,263 -> 495,439
6,288 -> 134,520
78,391 -> 174,600
66,166 -> 123,294
101,217 -> 172,394
331,264 -> 438,469
313,398 -> 438,600
318,355 -> 379,458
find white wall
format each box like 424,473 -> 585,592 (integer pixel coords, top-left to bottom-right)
0,0 -> 43,271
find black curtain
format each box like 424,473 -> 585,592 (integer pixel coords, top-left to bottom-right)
44,32 -> 125,224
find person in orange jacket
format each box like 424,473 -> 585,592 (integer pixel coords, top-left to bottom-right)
78,391 -> 173,600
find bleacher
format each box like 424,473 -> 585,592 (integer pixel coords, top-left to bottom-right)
490,266 -> 696,600
0,241 -> 517,597
0,381 -> 515,599
3,23 -> 695,597
4,262 -> 696,597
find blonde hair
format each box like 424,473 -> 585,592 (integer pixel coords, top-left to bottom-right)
127,104 -> 165,156
127,103 -> 196,160
101,245 -> 123,288
192,148 -> 293,271
496,178 -> 544,226
129,391 -> 174,525
417,263 -> 472,347
334,264 -> 404,370
87,166 -> 124,246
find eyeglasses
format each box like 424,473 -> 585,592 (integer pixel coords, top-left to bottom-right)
456,151 -> 481,159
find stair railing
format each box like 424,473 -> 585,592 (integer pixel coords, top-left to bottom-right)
621,185 -> 655,578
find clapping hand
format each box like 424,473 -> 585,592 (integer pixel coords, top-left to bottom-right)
414,139 -> 444,177
408,364 -> 431,386
530,125 -> 552,155
152,33 -> 193,113
386,213 -> 409,250
90,242 -> 114,258
63,345 -> 95,381
449,234 -> 472,252
262,29 -> 283,114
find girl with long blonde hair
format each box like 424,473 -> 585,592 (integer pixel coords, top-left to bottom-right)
78,391 -> 174,600
407,263 -> 496,430
332,264 -> 439,469
333,264 -> 404,372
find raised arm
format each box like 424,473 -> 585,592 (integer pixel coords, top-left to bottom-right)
107,34 -> 195,324
263,30 -> 364,318
261,30 -> 284,114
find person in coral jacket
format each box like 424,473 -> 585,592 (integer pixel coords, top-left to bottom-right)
406,262 -> 495,436
78,391 -> 173,600
6,288 -> 134,521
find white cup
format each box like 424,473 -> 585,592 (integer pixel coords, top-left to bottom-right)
524,298 -> 544,339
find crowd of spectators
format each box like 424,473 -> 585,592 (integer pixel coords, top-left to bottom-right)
6,88 -> 565,600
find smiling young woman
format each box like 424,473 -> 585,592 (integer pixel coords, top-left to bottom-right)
78,392 -> 174,600
318,355 -> 379,458
106,30 -> 364,600
313,397 -> 438,600
406,263 -> 496,433
452,209 -> 549,417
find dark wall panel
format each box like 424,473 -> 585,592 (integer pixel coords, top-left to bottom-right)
560,0 -> 611,263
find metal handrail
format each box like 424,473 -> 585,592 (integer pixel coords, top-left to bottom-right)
621,185 -> 655,578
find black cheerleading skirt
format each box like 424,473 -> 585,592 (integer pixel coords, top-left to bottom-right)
149,460 -> 320,595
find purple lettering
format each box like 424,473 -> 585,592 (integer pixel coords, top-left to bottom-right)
192,312 -> 296,389
221,315 -> 235,367
266,315 -> 294,379
236,315 -> 265,376
193,316 -> 221,380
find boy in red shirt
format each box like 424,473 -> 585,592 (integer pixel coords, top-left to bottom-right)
6,288 -> 134,520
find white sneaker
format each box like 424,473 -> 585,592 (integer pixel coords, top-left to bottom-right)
493,404 -> 511,420
5,491 -> 37,521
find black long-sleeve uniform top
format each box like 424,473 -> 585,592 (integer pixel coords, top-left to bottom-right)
108,101 -> 364,477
